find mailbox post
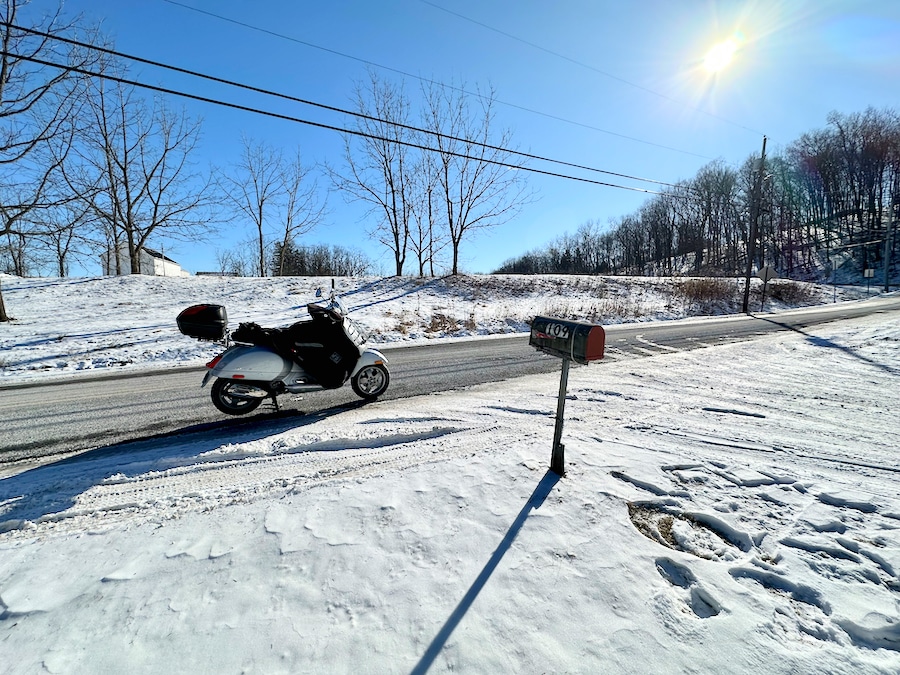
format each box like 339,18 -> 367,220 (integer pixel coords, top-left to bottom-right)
529,316 -> 605,476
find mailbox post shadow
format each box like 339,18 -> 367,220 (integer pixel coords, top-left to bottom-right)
410,470 -> 561,675
757,316 -> 899,377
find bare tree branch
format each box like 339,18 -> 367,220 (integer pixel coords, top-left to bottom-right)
219,136 -> 284,276
421,81 -> 532,274
329,72 -> 414,276
0,0 -> 99,319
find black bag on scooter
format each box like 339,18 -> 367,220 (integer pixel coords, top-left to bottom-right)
231,322 -> 278,350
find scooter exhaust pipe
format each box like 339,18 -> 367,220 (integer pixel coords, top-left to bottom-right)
224,383 -> 270,399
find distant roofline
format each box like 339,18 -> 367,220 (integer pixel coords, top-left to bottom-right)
142,247 -> 179,263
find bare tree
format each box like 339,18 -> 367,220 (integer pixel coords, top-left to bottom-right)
34,199 -> 95,276
215,241 -> 254,276
0,0 -> 96,319
408,149 -> 445,276
1,231 -> 28,273
421,82 -> 531,275
71,72 -> 215,275
276,149 -> 325,276
331,72 -> 414,276
219,137 -> 284,276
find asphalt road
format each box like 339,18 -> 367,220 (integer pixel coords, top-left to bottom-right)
3,295 -> 899,468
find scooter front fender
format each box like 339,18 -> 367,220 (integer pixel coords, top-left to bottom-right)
203,345 -> 295,386
350,348 -> 389,378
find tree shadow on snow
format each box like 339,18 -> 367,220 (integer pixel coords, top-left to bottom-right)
758,316 -> 899,377
410,470 -> 561,675
0,401 -> 367,530
341,277 -> 456,313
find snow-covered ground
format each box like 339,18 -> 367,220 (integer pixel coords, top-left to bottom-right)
1,275 -> 899,673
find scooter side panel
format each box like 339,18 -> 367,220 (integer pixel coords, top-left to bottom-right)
209,345 -> 297,382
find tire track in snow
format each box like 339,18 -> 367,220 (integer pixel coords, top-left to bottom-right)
2,423 -> 498,535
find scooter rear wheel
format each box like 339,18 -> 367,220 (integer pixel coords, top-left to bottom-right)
211,378 -> 266,415
351,364 -> 390,400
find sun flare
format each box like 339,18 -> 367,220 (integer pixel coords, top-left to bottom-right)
703,38 -> 739,73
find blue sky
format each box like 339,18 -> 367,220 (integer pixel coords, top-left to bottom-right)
25,0 -> 900,275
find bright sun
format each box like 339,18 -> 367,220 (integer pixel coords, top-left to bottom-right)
703,38 -> 739,73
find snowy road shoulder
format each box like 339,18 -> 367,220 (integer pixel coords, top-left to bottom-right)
1,312 -> 899,673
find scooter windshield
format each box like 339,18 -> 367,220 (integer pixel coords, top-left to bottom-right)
330,297 -> 348,316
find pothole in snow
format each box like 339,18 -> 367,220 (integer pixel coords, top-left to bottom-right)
628,502 -> 745,561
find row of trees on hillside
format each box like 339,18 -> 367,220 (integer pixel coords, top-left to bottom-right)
271,241 -> 371,277
497,108 -> 899,282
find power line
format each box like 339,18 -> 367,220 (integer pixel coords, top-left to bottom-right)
418,0 -> 767,138
2,48 -> 694,199
160,0 -> 712,160
9,22 -> 688,191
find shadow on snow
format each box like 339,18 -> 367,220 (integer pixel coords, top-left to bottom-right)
410,470 -> 561,675
0,401 -> 367,530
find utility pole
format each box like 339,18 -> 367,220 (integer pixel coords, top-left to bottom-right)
742,136 -> 767,314
885,191 -> 895,293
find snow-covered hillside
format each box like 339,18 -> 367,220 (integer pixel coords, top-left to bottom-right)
0,273 -> 868,384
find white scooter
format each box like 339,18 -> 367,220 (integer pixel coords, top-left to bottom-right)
177,288 -> 389,415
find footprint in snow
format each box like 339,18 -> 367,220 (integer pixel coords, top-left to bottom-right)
655,556 -> 722,619
655,557 -> 696,588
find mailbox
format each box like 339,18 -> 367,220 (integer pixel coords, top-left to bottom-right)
529,316 -> 605,364
529,315 -> 606,475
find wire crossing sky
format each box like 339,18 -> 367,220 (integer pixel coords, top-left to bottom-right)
7,23 -> 691,192
161,0 -> 716,160
417,0 -> 769,137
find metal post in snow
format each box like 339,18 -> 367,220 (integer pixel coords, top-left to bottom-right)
831,255 -> 838,303
886,193 -> 894,293
757,266 -> 776,312
550,358 -> 571,476
742,136 -> 767,314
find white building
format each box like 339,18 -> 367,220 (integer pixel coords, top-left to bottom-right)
101,245 -> 190,277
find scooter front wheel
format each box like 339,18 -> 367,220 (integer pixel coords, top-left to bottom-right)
351,364 -> 390,400
211,378 -> 266,415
